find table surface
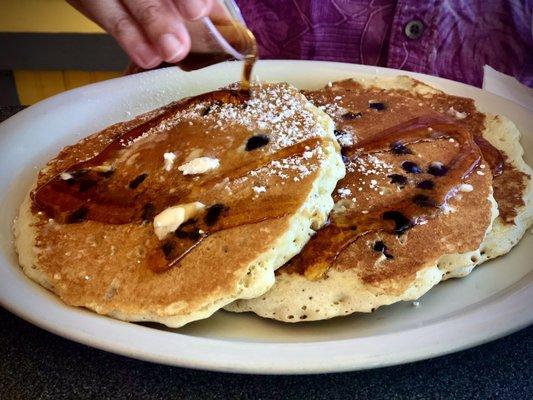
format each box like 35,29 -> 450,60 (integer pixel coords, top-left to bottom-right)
1,106 -> 531,400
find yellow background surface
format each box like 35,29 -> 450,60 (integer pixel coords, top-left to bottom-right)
13,70 -> 121,105
1,0 -> 119,105
0,0 -> 103,32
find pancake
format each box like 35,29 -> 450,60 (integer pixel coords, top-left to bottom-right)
439,113 -> 533,278
13,82 -> 345,327
226,76 -> 530,322
343,77 -> 532,278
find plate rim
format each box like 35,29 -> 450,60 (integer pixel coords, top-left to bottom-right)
1,272 -> 531,374
1,60 -> 532,374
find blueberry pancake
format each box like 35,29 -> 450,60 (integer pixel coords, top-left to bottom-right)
13,82 -> 345,328
227,77 -> 531,322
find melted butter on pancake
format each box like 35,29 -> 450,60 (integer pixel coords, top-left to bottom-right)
153,202 -> 205,240
163,152 -> 177,171
33,85 -> 329,224
177,156 -> 220,175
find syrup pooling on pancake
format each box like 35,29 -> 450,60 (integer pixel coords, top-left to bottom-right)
283,118 -> 483,280
226,78 -> 499,321
16,81 -> 345,327
32,89 -> 249,224
31,83 -> 332,272
318,78 -> 528,225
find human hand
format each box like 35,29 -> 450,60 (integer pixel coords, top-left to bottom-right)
67,0 -> 215,69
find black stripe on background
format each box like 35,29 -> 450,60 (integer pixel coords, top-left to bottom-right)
0,32 -> 128,71
0,70 -> 20,106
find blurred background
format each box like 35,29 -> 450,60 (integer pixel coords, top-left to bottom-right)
0,0 -> 128,105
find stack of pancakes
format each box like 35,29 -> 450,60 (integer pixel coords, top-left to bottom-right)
14,77 -> 532,327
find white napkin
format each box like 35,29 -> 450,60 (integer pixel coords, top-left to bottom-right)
482,65 -> 533,111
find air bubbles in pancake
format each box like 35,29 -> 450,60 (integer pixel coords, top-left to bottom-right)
245,135 -> 270,151
401,161 -> 421,174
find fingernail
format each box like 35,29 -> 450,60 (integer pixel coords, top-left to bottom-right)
159,33 -> 184,62
134,43 -> 161,68
179,0 -> 209,20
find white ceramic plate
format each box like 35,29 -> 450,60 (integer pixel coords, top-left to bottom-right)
1,61 -> 532,374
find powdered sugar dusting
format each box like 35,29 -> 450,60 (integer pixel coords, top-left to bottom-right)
250,146 -> 325,182
337,188 -> 352,198
447,107 -> 467,119
214,85 -> 326,151
335,131 -> 354,147
252,185 -> 266,194
163,152 -> 176,171
347,154 -> 394,175
111,82 -> 338,203
319,102 -> 348,118
124,83 -> 328,155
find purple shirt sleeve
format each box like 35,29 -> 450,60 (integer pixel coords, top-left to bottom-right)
235,0 -> 533,87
